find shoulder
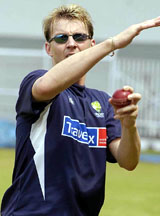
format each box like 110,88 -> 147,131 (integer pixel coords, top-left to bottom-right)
21,69 -> 47,85
16,69 -> 50,116
19,69 -> 48,93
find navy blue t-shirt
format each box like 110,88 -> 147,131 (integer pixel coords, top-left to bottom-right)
1,70 -> 121,216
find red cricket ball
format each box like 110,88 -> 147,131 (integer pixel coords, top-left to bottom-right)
111,88 -> 132,108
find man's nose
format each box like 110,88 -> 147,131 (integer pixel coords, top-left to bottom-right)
66,36 -> 77,47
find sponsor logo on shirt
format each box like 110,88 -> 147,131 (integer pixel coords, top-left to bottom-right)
62,116 -> 107,148
91,101 -> 104,118
91,101 -> 102,112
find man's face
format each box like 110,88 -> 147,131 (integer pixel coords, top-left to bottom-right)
46,19 -> 95,64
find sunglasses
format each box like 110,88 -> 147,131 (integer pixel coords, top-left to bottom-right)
48,33 -> 91,44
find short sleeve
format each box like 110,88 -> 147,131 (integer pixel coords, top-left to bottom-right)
16,70 -> 50,118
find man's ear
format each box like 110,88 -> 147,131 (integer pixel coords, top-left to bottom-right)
45,42 -> 53,57
91,39 -> 96,47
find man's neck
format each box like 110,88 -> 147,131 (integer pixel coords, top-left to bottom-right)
76,75 -> 86,86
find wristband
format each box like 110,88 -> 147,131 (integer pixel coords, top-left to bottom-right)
109,37 -> 115,57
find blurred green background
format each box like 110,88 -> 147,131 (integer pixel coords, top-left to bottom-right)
1,148 -> 160,216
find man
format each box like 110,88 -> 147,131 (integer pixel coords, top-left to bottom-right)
1,4 -> 160,216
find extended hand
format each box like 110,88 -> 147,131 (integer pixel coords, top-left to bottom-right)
113,16 -> 160,50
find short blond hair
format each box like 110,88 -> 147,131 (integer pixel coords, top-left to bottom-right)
43,4 -> 94,42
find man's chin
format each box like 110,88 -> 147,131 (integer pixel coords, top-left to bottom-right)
66,53 -> 75,58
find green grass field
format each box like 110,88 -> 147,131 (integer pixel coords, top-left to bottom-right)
0,148 -> 160,216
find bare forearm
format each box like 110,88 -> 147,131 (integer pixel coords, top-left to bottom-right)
33,39 -> 113,101
117,125 -> 141,171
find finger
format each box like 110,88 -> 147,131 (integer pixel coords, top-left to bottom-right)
140,16 -> 160,30
114,109 -> 138,120
128,93 -> 142,105
155,16 -> 160,25
109,98 -> 118,113
123,85 -> 134,92
116,104 -> 138,114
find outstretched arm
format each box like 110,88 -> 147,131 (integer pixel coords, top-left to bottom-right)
109,86 -> 142,171
32,17 -> 160,101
